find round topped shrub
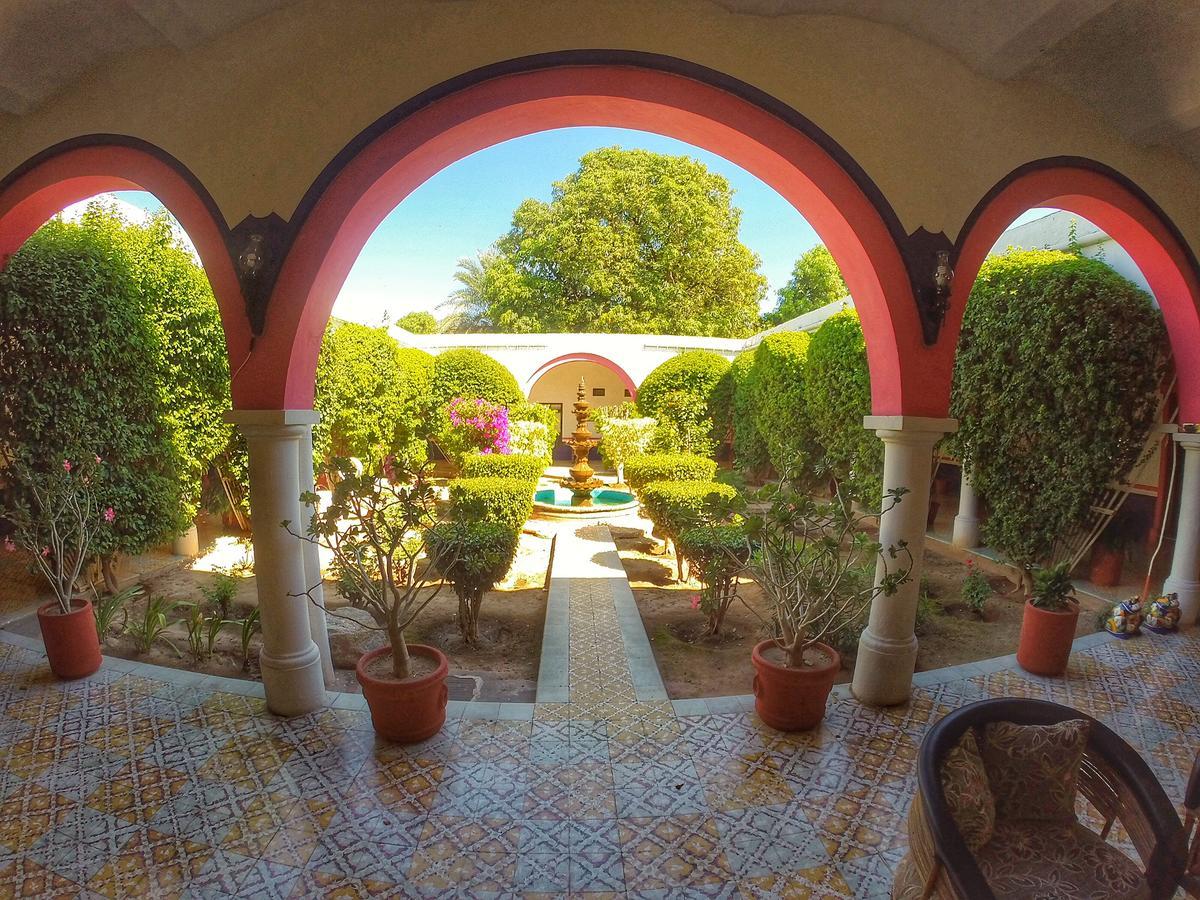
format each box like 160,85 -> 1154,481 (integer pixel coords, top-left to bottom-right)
804,309 -> 880,502
460,453 -> 544,483
447,477 -> 534,531
728,349 -> 768,477
624,453 -> 717,491
640,480 -> 739,579
637,350 -> 731,452
951,249 -> 1165,588
425,521 -> 520,645
430,348 -> 523,410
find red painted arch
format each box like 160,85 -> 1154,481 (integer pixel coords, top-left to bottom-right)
0,142 -> 248,366
527,352 -> 639,399
244,62 -> 933,415
948,163 -> 1200,421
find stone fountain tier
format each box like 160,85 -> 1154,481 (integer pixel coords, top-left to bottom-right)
561,377 -> 604,501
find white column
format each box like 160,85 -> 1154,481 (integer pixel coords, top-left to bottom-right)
952,467 -> 982,549
226,410 -> 327,716
1164,431 -> 1200,626
297,424 -> 335,685
853,416 -> 957,706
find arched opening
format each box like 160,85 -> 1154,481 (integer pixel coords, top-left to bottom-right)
527,353 -> 638,460
240,54 -> 927,417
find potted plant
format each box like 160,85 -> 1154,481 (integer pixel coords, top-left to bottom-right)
1,456 -> 113,679
739,480 -> 911,731
1088,512 -> 1138,588
1016,562 -> 1079,676
286,457 -> 458,743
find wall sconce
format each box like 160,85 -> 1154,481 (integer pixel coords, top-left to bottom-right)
933,250 -> 954,296
238,234 -> 266,279
915,248 -> 955,345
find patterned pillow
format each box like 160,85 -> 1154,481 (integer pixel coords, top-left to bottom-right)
940,729 -> 995,851
978,719 -> 1090,822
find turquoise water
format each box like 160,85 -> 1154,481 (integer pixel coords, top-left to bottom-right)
534,487 -> 635,507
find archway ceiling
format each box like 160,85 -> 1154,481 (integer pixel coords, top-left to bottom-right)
1,0 -> 1198,167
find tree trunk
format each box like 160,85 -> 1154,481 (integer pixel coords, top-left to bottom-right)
101,554 -> 119,594
389,622 -> 411,679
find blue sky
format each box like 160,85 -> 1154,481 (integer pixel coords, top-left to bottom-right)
115,127 -> 1052,327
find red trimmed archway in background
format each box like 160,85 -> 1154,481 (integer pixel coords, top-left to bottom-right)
945,162 -> 1200,421
0,141 -> 247,363
526,352 -> 639,400
245,60 -> 932,416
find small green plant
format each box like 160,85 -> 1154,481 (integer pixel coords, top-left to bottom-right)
91,584 -> 141,641
182,604 -> 229,663
128,595 -> 182,654
238,607 -> 261,671
425,522 -> 520,645
1029,562 -> 1077,611
961,558 -> 992,617
678,525 -> 752,636
200,570 -> 239,620
447,477 -> 534,531
640,480 -> 739,580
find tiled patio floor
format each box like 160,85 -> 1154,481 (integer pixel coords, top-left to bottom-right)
0,525 -> 1196,897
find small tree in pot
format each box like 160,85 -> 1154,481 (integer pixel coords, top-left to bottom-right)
285,456 -> 457,742
740,480 -> 911,730
2,455 -> 114,679
1016,562 -> 1079,677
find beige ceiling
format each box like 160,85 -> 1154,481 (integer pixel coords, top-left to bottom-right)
2,0 -> 1198,164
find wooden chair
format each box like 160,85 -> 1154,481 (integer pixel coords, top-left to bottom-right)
1184,750 -> 1200,897
893,698 -> 1186,900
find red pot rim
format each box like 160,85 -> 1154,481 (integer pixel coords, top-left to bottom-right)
356,644 -> 448,688
751,638 -> 841,677
36,597 -> 92,618
1023,599 -> 1080,616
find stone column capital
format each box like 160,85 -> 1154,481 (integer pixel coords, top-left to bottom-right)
1172,427 -> 1200,450
226,409 -> 320,440
863,416 -> 957,445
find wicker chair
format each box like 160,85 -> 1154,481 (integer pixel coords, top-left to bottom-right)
893,698 -> 1186,900
1184,750 -> 1200,898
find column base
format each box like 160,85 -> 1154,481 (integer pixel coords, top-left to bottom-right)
951,516 -> 980,549
260,642 -> 327,716
1162,575 -> 1200,627
851,628 -> 918,706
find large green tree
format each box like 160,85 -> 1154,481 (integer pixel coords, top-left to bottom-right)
764,245 -> 848,326
0,217 -> 183,586
477,148 -> 765,337
439,253 -> 498,333
313,322 -> 434,471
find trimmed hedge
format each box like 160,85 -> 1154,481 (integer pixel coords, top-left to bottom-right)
951,249 -> 1165,582
753,332 -> 818,482
425,521 -> 520,644
638,350 -> 730,453
624,453 -> 717,491
729,349 -> 768,477
460,453 -> 544,483
804,309 -> 880,502
678,524 -> 752,634
639,480 -> 738,540
431,348 -> 523,410
447,477 -> 534,531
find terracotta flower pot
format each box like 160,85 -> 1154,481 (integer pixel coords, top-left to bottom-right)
1088,544 -> 1125,587
1016,600 -> 1079,676
356,644 -> 449,743
751,639 -> 841,731
36,598 -> 102,680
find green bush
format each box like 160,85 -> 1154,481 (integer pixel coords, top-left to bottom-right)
430,348 -> 523,411
624,453 -> 717,491
425,521 -> 520,644
640,480 -> 739,579
0,217 -> 182,582
397,311 -> 437,334
804,309 -> 881,502
729,349 -> 769,477
314,322 -> 434,471
638,350 -> 731,452
678,524 -> 751,635
460,453 -> 544,483
951,250 -> 1165,589
507,401 -> 560,464
448,477 -> 534,531
753,332 -> 818,482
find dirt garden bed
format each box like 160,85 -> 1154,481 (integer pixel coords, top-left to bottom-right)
612,518 -> 1107,700
4,522 -> 554,702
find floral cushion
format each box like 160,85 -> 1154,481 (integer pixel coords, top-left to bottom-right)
978,719 -> 1090,823
974,819 -> 1150,900
940,729 -> 995,851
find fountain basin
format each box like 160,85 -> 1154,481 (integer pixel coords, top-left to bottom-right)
532,486 -> 639,519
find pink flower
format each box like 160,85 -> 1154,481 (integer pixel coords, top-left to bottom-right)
62,460 -> 72,473
94,455 -> 102,464
2,538 -> 15,553
689,594 -> 701,610
104,507 -> 115,523
41,547 -> 50,557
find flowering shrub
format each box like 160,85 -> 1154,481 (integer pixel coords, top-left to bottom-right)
439,397 -> 511,465
508,420 -> 553,463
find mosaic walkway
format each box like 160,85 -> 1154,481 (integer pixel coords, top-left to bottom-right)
0,525 -> 1197,897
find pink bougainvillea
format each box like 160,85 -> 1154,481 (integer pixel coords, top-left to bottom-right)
103,507 -> 116,524
445,397 -> 511,458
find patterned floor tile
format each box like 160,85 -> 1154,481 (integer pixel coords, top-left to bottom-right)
148,780 -> 253,846
85,829 -> 212,899
0,782 -> 75,852
404,847 -> 516,895
27,806 -> 141,886
0,855 -> 84,899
